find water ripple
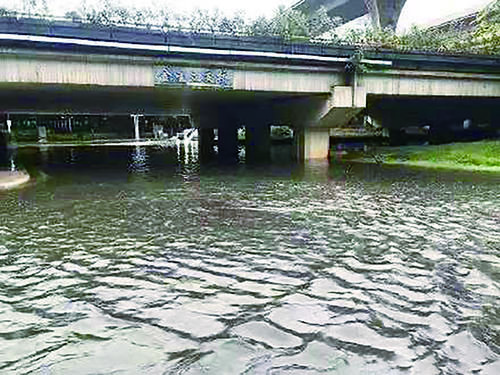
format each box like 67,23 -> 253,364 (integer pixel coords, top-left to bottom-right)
0,147 -> 499,374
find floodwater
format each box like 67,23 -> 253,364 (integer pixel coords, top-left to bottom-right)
0,144 -> 499,374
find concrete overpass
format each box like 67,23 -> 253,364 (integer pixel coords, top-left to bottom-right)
0,17 -> 499,160
293,0 -> 367,22
293,0 -> 408,30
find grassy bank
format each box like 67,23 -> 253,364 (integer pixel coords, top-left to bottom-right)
361,141 -> 500,172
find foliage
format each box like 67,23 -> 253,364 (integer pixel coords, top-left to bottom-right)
247,16 -> 274,37
341,26 -> 475,54
78,0 -> 159,28
471,0 -> 500,54
340,0 -> 500,55
252,5 -> 341,40
16,1 -> 340,40
382,141 -> 500,171
345,49 -> 366,75
22,0 -> 48,16
308,6 -> 342,38
0,0 -> 498,55
0,7 -> 14,17
409,141 -> 500,167
270,126 -> 293,140
184,8 -> 246,35
269,6 -> 309,39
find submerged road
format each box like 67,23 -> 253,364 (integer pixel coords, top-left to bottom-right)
0,145 -> 498,374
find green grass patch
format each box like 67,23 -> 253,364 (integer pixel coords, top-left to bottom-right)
382,141 -> 500,172
348,141 -> 500,172
405,141 -> 500,167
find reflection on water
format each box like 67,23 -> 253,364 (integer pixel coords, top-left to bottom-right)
176,141 -> 199,168
0,145 -> 499,374
130,146 -> 149,174
0,148 -> 17,172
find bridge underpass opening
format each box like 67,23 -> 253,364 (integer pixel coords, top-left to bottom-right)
0,83 -> 330,162
366,95 -> 500,145
1,113 -> 195,143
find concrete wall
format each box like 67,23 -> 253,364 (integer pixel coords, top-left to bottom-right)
233,69 -> 338,93
0,54 -> 154,87
363,69 -> 500,97
1,49 -> 500,99
297,128 -> 331,160
0,49 -> 340,94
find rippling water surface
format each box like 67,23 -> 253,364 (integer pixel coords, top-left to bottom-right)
1,145 -> 499,374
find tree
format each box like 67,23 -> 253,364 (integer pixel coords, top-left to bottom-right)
269,6 -> 309,39
129,7 -> 158,27
247,16 -> 273,37
472,0 -> 500,54
82,0 -> 133,26
1,0 -> 497,55
22,0 -> 48,16
308,6 -> 342,39
218,11 -> 246,35
0,7 -> 14,17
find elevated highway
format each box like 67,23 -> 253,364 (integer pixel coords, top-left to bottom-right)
293,0 -> 408,30
0,17 -> 499,160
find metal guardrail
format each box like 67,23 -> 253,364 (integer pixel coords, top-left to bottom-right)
0,14 -> 358,61
0,11 -> 315,44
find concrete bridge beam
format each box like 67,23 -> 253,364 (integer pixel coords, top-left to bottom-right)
245,125 -> 271,164
0,131 -> 8,149
291,86 -> 367,160
0,116 -> 10,166
316,86 -> 366,128
218,121 -> 239,164
369,0 -> 408,30
199,128 -> 216,162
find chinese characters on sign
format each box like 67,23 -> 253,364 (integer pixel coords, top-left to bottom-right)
155,66 -> 233,89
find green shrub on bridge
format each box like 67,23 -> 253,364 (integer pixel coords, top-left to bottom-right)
1,0 -> 499,55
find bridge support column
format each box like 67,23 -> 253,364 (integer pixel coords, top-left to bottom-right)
296,128 -> 330,160
6,115 -> 12,134
245,125 -> 270,163
0,114 -> 9,167
218,124 -> 239,164
131,114 -> 141,140
199,128 -> 216,162
0,131 -> 8,150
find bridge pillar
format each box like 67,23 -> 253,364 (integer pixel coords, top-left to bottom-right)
0,115 -> 9,167
0,130 -> 8,149
369,0 -> 408,30
218,123 -> 239,164
296,128 -> 330,160
199,128 -> 216,162
131,114 -> 142,140
245,125 -> 270,163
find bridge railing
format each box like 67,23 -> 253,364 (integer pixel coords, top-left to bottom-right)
0,10 -> 355,50
0,12 -> 360,58
0,12 -> 498,73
